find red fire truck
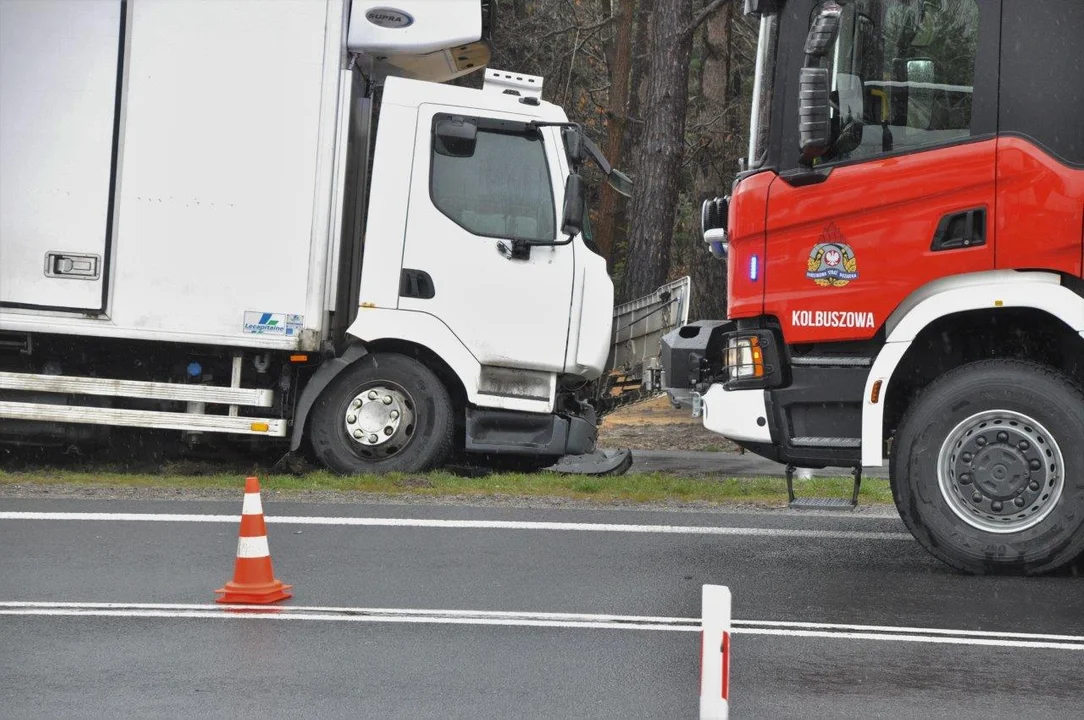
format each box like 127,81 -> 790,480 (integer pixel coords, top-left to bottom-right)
662,0 -> 1084,574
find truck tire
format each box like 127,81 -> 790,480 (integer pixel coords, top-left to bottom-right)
891,359 -> 1084,575
308,353 -> 454,474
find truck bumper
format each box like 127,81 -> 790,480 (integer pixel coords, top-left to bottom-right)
700,384 -> 772,444
464,407 -> 596,457
663,319 -> 871,468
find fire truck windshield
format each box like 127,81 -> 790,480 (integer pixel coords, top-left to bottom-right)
810,0 -> 979,165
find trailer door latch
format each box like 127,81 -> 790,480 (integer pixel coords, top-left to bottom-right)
44,252 -> 100,280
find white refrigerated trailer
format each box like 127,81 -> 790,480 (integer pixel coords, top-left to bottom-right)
0,0 -> 636,473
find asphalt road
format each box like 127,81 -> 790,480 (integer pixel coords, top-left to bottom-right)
1,496 -> 1082,718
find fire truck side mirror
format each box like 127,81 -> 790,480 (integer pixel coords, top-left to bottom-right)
743,0 -> 782,15
906,59 -> 935,84
798,67 -> 832,165
804,2 -> 843,58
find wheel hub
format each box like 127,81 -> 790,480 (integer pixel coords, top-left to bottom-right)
970,444 -> 1029,500
343,386 -> 414,451
938,410 -> 1063,533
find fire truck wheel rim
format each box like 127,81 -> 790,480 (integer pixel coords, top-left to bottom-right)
343,383 -> 415,456
937,409 -> 1064,535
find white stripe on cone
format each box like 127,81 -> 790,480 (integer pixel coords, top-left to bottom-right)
236,535 -> 270,559
700,584 -> 731,720
241,493 -> 263,516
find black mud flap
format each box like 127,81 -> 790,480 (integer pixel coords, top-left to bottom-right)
546,448 -> 634,476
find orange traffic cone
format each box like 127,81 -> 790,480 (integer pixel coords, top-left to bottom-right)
215,476 -> 292,604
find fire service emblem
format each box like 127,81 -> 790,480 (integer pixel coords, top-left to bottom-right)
806,223 -> 858,287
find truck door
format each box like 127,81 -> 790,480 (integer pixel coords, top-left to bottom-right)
764,0 -> 1000,344
0,0 -> 123,312
398,105 -> 574,373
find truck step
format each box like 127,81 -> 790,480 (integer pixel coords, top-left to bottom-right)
790,436 -> 861,448
787,497 -> 857,509
786,465 -> 862,511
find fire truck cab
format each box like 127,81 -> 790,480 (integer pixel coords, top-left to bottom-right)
664,0 -> 1084,574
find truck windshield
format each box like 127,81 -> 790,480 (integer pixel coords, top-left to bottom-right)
747,13 -> 779,170
813,0 -> 980,164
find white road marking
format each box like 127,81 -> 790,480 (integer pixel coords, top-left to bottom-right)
0,512 -> 913,540
1,602 -> 1081,651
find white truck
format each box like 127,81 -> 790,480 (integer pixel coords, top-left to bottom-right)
0,0 -> 639,474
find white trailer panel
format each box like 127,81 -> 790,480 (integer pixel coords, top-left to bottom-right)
0,0 -> 122,310
109,0 -> 329,344
1,0 -> 345,351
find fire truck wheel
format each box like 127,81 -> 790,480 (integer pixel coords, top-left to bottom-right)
891,359 -> 1084,575
308,352 -> 454,474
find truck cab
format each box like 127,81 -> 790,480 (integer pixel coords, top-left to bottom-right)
664,0 -> 1084,574
0,0 -> 633,475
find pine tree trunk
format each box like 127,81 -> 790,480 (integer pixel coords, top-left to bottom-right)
688,0 -> 735,321
621,0 -> 695,302
594,0 -> 634,265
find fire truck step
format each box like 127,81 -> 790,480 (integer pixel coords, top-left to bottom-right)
786,465 -> 861,511
788,497 -> 856,509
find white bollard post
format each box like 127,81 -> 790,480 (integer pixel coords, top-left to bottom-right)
699,584 -> 731,720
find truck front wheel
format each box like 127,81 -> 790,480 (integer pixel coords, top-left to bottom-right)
892,360 -> 1084,575
309,353 -> 454,474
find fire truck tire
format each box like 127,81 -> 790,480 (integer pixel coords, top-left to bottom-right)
308,352 -> 455,474
891,359 -> 1084,575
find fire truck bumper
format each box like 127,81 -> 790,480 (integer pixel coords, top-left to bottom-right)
700,383 -> 773,444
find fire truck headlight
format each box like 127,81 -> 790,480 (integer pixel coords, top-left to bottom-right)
726,336 -> 765,380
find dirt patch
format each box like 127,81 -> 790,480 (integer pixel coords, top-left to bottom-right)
599,396 -> 740,453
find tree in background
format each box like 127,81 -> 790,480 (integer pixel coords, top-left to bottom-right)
682,1 -> 758,320
620,0 -> 695,301
592,0 -> 633,267
620,0 -> 729,302
487,0 -> 755,318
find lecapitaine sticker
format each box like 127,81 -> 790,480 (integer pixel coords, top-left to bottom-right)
242,311 -> 304,336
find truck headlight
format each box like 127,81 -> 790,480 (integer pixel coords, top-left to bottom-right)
725,336 -> 765,380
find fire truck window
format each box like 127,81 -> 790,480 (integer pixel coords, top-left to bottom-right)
813,0 -> 980,164
430,128 -> 556,242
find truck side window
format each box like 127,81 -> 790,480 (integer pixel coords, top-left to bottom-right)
814,0 -> 981,164
430,126 -> 556,242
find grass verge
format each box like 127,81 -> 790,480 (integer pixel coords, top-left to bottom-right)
0,469 -> 893,506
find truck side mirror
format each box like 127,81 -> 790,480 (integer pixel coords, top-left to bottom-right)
561,173 -> 585,237
562,126 -> 585,166
798,67 -> 832,164
701,196 -> 729,259
797,2 -> 843,166
434,116 -> 477,157
607,169 -> 633,198
744,0 -> 782,15
804,2 -> 842,58
906,58 -> 935,84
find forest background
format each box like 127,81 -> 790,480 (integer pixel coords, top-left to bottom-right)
457,0 -> 760,320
